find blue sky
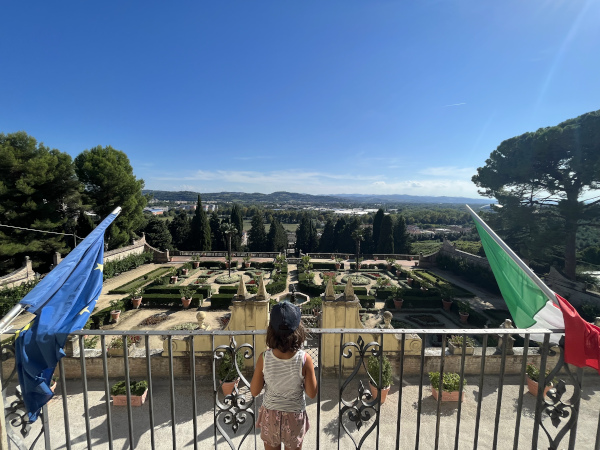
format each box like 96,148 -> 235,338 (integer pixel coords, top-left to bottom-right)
2,1 -> 599,198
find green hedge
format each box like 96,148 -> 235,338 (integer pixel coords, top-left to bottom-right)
103,252 -> 154,280
210,294 -> 234,310
108,267 -> 171,294
138,294 -> 202,308
266,281 -> 287,295
0,280 -> 40,317
312,262 -> 337,270
298,281 -> 324,297
358,295 -> 376,308
144,284 -> 211,298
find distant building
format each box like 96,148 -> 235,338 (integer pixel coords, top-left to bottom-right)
144,208 -> 165,215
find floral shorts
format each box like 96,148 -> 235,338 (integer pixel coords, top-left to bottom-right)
256,405 -> 310,449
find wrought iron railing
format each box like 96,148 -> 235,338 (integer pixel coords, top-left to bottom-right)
1,327 -> 596,450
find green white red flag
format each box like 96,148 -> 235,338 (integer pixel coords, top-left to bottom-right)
468,205 -> 600,374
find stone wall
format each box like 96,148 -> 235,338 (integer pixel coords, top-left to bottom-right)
418,238 -> 490,270
103,235 -> 147,263
0,257 -> 35,288
544,267 -> 600,308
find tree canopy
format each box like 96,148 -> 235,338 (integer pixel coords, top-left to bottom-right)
0,132 -> 82,273
188,195 -> 211,251
473,109 -> 600,279
248,213 -> 267,251
144,215 -> 172,250
74,145 -> 146,249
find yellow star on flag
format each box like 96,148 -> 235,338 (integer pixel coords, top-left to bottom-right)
95,263 -> 103,272
79,306 -> 91,316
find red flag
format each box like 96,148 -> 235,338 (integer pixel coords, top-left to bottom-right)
556,294 -> 600,374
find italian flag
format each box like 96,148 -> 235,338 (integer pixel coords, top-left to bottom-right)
468,206 -> 600,374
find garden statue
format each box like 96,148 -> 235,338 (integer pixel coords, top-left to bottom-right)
290,284 -> 297,303
196,311 -> 211,330
380,311 -> 393,329
497,318 -> 515,355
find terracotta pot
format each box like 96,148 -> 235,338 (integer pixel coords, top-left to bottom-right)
132,297 -> 142,309
225,262 -> 229,269
221,379 -> 240,396
193,261 -> 200,269
182,269 -> 189,276
431,387 -> 465,402
170,276 -> 178,284
442,299 -> 452,311
369,383 -> 391,404
335,263 -> 341,270
110,310 -> 121,322
448,341 -> 474,355
459,312 -> 469,324
526,375 -> 553,397
407,278 -> 413,286
112,389 -> 148,407
181,297 -> 192,309
244,262 -> 250,268
393,299 -> 404,310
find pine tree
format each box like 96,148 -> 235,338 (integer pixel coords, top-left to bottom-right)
248,213 -> 267,251
377,215 -> 394,253
295,214 -> 311,253
189,195 -> 211,251
333,217 -> 347,253
144,215 -> 172,250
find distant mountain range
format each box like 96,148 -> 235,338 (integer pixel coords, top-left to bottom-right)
144,190 -> 493,205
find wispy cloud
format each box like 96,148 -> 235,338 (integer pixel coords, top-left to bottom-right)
419,166 -> 476,178
442,102 -> 466,107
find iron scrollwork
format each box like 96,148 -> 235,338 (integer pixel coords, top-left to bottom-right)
2,343 -> 49,450
537,343 -> 583,450
213,337 -> 255,450
338,335 -> 382,449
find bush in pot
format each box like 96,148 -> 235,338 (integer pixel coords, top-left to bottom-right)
447,335 -> 475,355
429,371 -> 466,402
525,363 -> 555,397
217,351 -> 245,396
367,355 -> 393,404
179,286 -> 195,309
111,380 -> 149,406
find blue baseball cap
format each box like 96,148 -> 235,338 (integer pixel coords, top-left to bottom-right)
270,301 -> 301,334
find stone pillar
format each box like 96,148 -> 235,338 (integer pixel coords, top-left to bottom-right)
227,299 -> 269,363
53,252 -> 62,267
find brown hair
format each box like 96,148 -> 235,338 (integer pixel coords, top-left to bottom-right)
266,321 -> 306,353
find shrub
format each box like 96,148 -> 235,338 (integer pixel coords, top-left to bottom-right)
448,335 -> 475,347
217,351 -> 244,382
266,280 -> 287,295
358,295 -> 376,309
429,372 -> 465,392
111,380 -> 148,396
108,266 -> 171,294
210,294 -> 234,310
526,364 -> 555,385
367,355 -> 393,388
215,274 -> 241,284
103,252 -> 154,280
140,294 -> 203,308
0,280 -> 40,316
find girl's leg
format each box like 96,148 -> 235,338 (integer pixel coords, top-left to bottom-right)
264,443 -> 281,450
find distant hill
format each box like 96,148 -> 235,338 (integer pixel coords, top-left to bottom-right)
335,193 -> 492,204
144,190 -> 493,205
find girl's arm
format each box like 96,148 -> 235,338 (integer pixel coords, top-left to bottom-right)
250,352 -> 265,397
302,353 -> 318,399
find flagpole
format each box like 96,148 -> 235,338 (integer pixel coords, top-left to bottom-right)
466,205 -> 558,305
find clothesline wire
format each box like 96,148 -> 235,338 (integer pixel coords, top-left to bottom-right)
0,223 -> 83,241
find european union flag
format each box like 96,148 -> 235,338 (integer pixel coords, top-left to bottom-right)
15,208 -> 120,421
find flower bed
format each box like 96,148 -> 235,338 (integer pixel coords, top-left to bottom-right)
406,314 -> 445,328
139,313 -> 170,326
215,274 -> 241,284
341,275 -> 370,285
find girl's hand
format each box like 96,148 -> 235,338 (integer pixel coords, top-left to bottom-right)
250,353 -> 265,397
302,353 -> 318,399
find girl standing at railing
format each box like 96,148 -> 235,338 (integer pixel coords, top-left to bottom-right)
251,301 -> 318,450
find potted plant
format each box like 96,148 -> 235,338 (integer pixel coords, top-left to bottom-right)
110,300 -> 122,322
458,302 -> 470,323
334,256 -> 344,270
386,257 -> 395,270
217,351 -> 244,396
192,255 -> 201,269
429,371 -> 466,402
447,335 -> 475,355
526,363 -> 555,397
179,286 -> 195,309
169,268 -> 178,284
243,254 -> 251,268
111,380 -> 149,406
367,355 -> 393,404
129,286 -> 144,309
390,286 -> 404,309
108,336 -> 140,357
224,255 -> 231,269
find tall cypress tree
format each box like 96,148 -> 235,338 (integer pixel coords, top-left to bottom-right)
189,195 -> 211,251
333,217 -> 347,253
230,204 -> 244,250
209,211 -> 224,250
267,218 -> 288,253
377,215 -> 394,253
372,209 -> 385,252
393,215 -> 410,254
248,213 -> 267,251
318,219 -> 335,253
169,210 -> 191,250
295,214 -> 311,253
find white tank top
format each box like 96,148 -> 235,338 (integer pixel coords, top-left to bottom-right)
262,349 -> 306,413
